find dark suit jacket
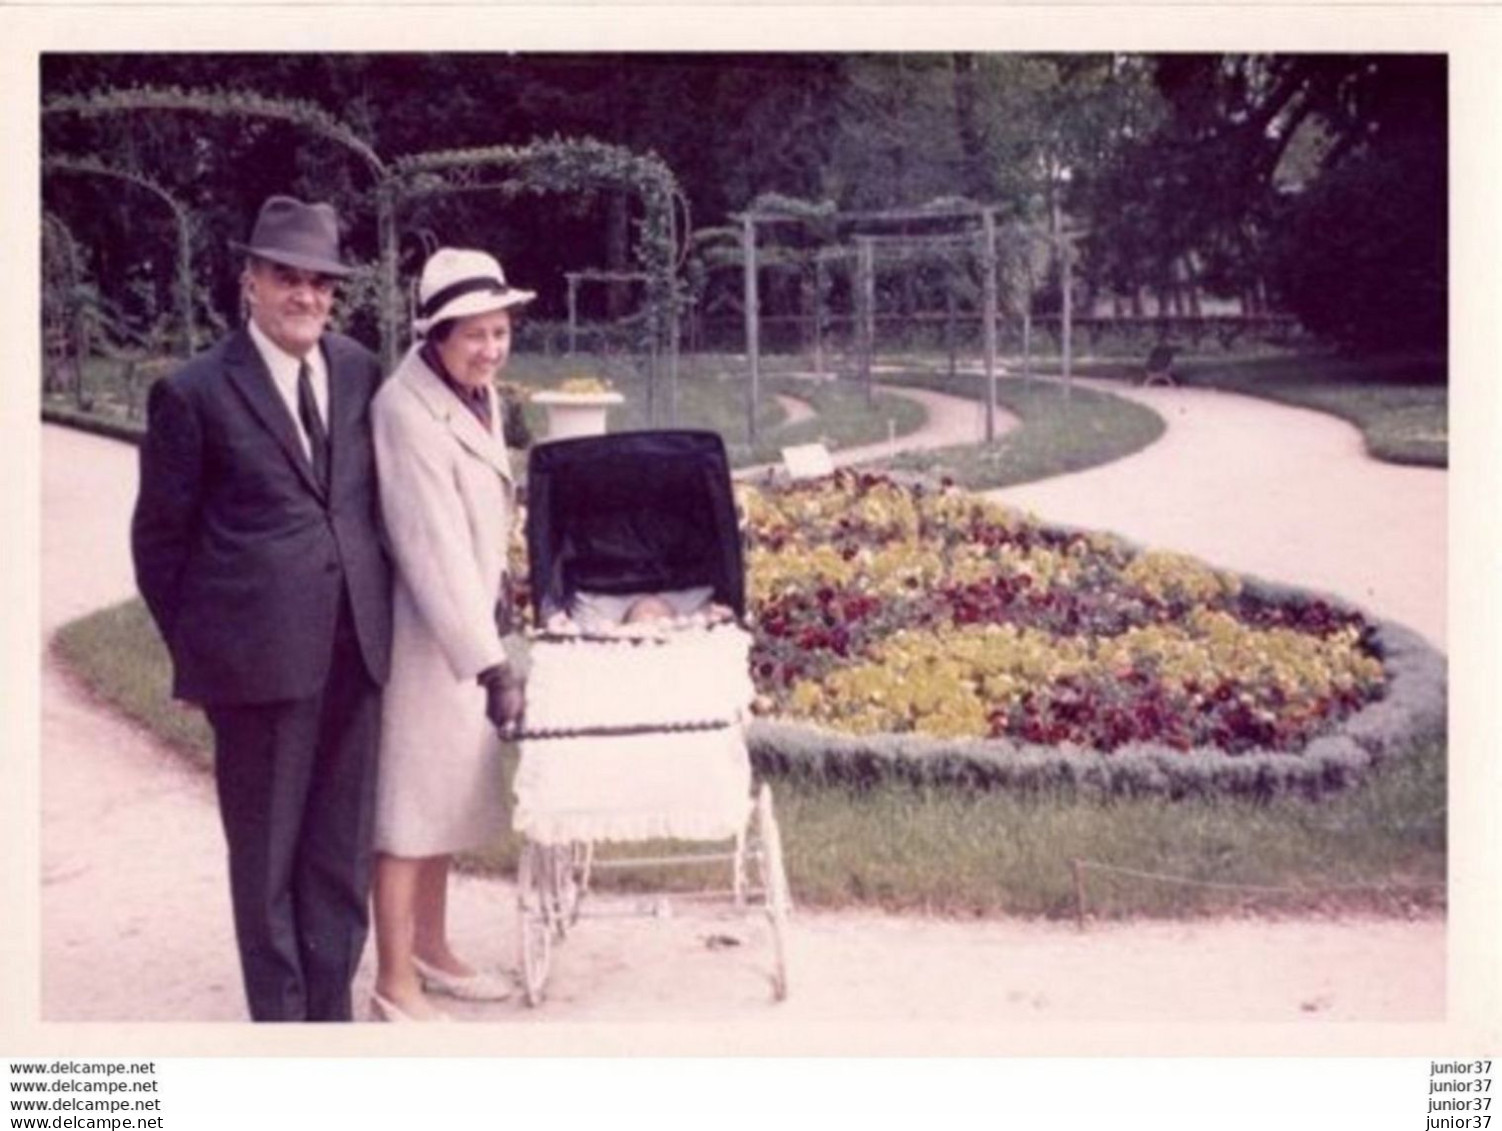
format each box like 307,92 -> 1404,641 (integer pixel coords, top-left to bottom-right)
131,328 -> 393,705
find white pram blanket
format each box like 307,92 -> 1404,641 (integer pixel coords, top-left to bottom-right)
512,624 -> 756,844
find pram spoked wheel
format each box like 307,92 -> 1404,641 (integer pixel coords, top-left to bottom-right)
751,783 -> 791,1001
516,839 -> 591,1006
514,785 -> 792,1008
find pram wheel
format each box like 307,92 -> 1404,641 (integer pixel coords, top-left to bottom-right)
557,841 -> 592,935
753,784 -> 791,1001
516,840 -> 591,1006
516,841 -> 553,1006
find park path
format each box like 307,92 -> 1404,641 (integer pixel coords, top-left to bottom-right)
755,382 -> 1015,474
776,375 -> 1444,648
990,380 -> 1446,650
39,428 -> 238,1020
34,390 -> 1447,1046
827,382 -> 1008,466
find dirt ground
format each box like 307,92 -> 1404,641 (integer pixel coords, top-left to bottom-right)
33,392 -> 1450,1047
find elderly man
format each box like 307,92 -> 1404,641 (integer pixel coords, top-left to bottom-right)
131,196 -> 392,1022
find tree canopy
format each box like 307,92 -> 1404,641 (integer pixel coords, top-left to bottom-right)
41,52 -> 1446,357
1084,54 -> 1446,351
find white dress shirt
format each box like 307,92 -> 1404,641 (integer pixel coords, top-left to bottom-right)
247,317 -> 329,460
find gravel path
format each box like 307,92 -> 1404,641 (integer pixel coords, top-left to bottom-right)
34,384 -> 1449,1044
991,380 -> 1446,649
747,383 -> 1016,477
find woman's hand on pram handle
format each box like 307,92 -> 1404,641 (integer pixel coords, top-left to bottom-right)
478,663 -> 527,737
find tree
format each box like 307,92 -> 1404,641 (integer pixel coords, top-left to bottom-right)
1269,132 -> 1446,353
1083,53 -> 1447,352
1266,56 -> 1446,353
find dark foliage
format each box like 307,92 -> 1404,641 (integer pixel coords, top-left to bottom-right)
1084,54 -> 1447,355
41,52 -> 1447,359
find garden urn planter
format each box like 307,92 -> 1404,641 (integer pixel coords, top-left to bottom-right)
531,390 -> 625,442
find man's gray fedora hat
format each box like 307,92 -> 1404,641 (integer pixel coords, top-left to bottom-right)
234,195 -> 355,278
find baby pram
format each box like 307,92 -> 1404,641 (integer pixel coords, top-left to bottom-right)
510,430 -> 790,1005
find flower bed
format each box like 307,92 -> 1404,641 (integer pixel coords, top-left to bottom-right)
745,617 -> 1443,799
507,468 -> 1444,795
740,471 -> 1405,759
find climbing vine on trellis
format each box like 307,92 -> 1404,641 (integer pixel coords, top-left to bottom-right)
42,154 -> 199,358
44,86 -> 387,178
389,136 -> 689,417
42,89 -> 688,391
393,137 -> 685,316
41,212 -> 86,397
724,191 -> 1065,442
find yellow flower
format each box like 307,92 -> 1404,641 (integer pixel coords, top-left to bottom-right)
1123,550 -> 1241,603
555,375 -> 614,394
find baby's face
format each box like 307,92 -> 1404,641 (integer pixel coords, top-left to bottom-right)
623,596 -> 675,624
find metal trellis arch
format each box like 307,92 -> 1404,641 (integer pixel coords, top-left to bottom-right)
42,155 -> 198,358
388,137 -> 689,421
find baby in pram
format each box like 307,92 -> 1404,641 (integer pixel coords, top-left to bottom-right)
548,585 -> 737,636
511,431 -> 789,1001
513,429 -> 755,840
513,585 -> 755,844
622,593 -> 675,624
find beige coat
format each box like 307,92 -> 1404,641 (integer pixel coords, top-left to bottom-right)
371,346 -> 516,857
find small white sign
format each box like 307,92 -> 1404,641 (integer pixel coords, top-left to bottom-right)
781,442 -> 835,480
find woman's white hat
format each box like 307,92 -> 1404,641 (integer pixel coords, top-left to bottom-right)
413,247 -> 535,336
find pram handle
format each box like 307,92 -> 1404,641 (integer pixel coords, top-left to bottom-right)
526,617 -> 752,646
502,718 -> 737,742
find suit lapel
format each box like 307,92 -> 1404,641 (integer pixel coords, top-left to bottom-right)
399,350 -> 513,483
224,329 -> 326,499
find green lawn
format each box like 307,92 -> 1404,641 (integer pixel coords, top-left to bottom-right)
56,345 -> 1444,473
504,352 -> 929,468
1173,353 -> 1447,467
45,345 -> 1446,920
49,349 -> 1161,484
1039,351 -> 1448,468
871,346 -> 1441,465
54,594 -> 1446,920
868,373 -> 1167,490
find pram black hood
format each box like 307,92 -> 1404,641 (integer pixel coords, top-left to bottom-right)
525,430 -> 746,623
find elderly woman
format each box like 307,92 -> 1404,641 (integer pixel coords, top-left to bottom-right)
369,247 -> 533,1022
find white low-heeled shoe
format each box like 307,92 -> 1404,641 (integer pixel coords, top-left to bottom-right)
412,956 -> 514,1002
370,991 -> 452,1023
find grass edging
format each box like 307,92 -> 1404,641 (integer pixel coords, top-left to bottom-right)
42,405 -> 145,447
51,589 -> 1445,917
870,372 -> 1168,490
52,599 -> 213,765
53,564 -> 1447,805
1171,353 -> 1447,469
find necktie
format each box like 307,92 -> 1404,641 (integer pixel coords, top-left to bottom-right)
296,360 -> 330,492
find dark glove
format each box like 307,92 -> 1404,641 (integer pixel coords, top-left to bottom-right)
478,664 -> 526,737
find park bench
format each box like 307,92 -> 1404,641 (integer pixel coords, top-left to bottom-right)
1142,343 -> 1177,387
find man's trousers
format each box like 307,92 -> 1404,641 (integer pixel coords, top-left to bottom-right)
206,600 -> 380,1022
